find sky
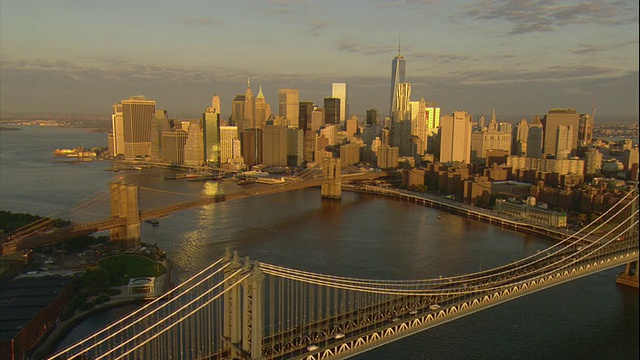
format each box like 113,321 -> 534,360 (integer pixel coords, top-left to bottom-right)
1,0 -> 638,121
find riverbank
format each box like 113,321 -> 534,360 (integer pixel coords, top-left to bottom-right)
30,257 -> 172,358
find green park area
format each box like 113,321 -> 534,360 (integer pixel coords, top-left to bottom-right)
98,254 -> 166,286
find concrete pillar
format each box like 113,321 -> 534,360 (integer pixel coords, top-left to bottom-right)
616,260 -> 638,288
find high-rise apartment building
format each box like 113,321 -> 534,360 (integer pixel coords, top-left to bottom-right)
440,111 -> 473,163
324,97 -> 340,126
340,143 -> 361,166
542,108 -> 579,157
331,83 -> 348,127
117,96 -> 156,160
278,89 -> 299,128
390,49 -> 406,118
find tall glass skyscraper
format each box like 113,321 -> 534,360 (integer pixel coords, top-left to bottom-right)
331,83 -> 347,127
389,51 -> 405,119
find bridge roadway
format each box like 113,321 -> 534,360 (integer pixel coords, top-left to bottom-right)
344,185 -> 582,243
260,239 -> 638,360
0,171 -> 387,255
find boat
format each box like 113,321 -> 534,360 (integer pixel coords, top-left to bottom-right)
306,345 -> 319,352
145,219 -> 160,226
239,170 -> 270,178
255,177 -> 286,185
429,304 -> 440,310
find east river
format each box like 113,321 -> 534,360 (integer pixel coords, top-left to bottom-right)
1,126 -> 638,359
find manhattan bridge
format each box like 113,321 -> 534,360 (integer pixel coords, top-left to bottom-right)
46,188 -> 637,359
4,161 -> 637,360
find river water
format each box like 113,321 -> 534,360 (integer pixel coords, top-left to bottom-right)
1,126 -> 638,359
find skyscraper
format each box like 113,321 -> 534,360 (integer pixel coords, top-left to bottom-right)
324,97 -> 340,126
111,103 -> 124,156
542,108 -> 579,157
120,96 -> 156,160
184,121 -> 204,166
298,101 -> 314,131
390,46 -> 406,119
440,111 -> 473,163
278,89 -> 299,128
203,106 -> 221,167
150,109 -> 169,162
331,83 -> 348,127
526,115 -> 544,158
366,108 -> 378,126
255,86 -> 272,129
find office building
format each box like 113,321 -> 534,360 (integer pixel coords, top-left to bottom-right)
390,47 -> 406,118
241,128 -> 262,166
555,125 -> 574,160
118,96 -> 156,160
346,116 -> 358,142
471,110 -> 511,162
203,107 -> 220,167
184,121 -> 204,166
425,102 -> 440,136
162,130 -> 188,164
331,83 -> 348,127
255,86 -> 272,129
278,89 -> 299,128
262,125 -> 288,167
310,107 -> 324,132
366,108 -> 378,126
514,118 -> 529,156
324,97 -> 340,126
526,115 -> 544,158
220,126 -> 240,164
542,108 -> 580,157
578,113 -> 593,147
440,111 -> 473,163
287,128 -> 304,167
299,101 -> 314,131
150,110 -> 169,162
111,103 -> 124,156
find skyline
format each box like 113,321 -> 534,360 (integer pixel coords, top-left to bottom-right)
1,0 -> 638,119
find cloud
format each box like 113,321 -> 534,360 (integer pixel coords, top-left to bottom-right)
338,38 -> 399,56
376,0 -> 440,8
180,17 -> 225,26
462,0 -> 638,35
571,40 -> 637,55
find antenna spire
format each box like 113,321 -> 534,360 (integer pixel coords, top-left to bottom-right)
398,34 -> 401,56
